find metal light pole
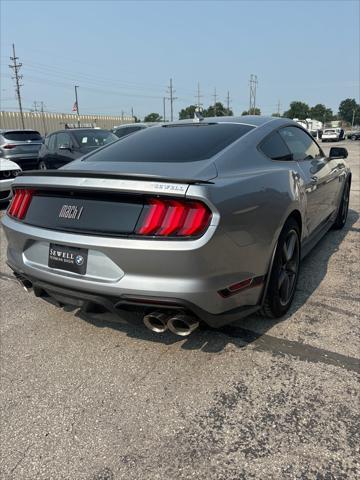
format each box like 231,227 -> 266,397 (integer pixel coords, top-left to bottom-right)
74,85 -> 80,127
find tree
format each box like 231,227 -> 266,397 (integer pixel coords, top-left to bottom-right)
179,105 -> 197,120
272,112 -> 281,117
242,108 -> 261,115
283,101 -> 310,120
204,102 -> 233,117
309,104 -> 333,123
338,98 -> 360,125
144,112 -> 162,122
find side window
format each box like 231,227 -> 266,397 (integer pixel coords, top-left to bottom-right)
56,132 -> 71,148
48,134 -> 56,151
279,127 -> 323,161
127,126 -> 143,134
260,132 -> 292,160
115,128 -> 130,138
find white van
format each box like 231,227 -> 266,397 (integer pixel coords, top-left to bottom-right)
322,128 -> 345,142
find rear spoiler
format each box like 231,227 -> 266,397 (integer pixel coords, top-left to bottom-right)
19,170 -> 215,185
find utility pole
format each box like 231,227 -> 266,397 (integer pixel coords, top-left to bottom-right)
40,101 -> 47,135
249,74 -> 258,115
163,97 -> 166,122
213,87 -> 218,116
351,108 -> 356,129
196,82 -> 203,109
166,78 -> 177,122
9,44 -> 25,129
226,91 -> 231,114
276,99 -> 281,117
131,106 -> 134,121
32,101 -> 39,112
74,85 -> 80,127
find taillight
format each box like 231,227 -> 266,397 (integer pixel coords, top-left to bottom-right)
3,144 -> 17,149
8,189 -> 34,220
136,197 -> 212,238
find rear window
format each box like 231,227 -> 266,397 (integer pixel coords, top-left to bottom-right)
324,129 -> 336,133
72,130 -> 117,147
83,123 -> 254,163
3,130 -> 42,141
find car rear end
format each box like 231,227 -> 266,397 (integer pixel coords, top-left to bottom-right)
0,130 -> 43,170
2,122 -> 266,330
322,129 -> 339,142
0,159 -> 21,204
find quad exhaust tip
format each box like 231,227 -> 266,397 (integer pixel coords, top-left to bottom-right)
143,311 -> 200,336
14,274 -> 33,292
143,311 -> 169,333
167,313 -> 199,336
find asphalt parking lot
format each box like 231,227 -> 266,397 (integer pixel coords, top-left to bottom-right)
0,140 -> 359,480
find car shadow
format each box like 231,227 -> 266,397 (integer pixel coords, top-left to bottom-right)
76,207 -> 359,353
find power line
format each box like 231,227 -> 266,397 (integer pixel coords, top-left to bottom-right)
226,90 -> 231,114
249,74 -> 258,115
196,82 -> 203,108
166,78 -> 177,122
9,44 -> 25,128
213,87 -> 218,116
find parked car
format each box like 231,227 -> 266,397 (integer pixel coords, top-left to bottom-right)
0,159 -> 21,204
346,130 -> 360,141
38,128 -> 118,170
2,117 -> 351,337
0,129 -> 43,170
322,128 -> 345,142
112,123 -> 157,139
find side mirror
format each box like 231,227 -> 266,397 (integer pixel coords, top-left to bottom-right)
58,144 -> 72,151
329,147 -> 348,159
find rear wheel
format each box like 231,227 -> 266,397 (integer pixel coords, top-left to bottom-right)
261,219 -> 300,318
351,135 -> 357,141
333,180 -> 350,230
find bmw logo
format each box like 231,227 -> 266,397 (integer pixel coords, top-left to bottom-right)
75,254 -> 84,266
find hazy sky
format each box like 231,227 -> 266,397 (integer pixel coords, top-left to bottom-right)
1,0 -> 359,119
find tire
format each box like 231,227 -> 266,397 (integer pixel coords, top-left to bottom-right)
351,135 -> 357,141
333,180 -> 350,230
38,160 -> 47,170
260,218 -> 301,318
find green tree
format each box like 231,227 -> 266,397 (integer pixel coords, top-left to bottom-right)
242,108 -> 261,115
204,102 -> 233,117
144,112 -> 162,122
309,104 -> 333,123
179,105 -> 197,120
338,98 -> 360,125
271,112 -> 281,117
283,101 -> 310,120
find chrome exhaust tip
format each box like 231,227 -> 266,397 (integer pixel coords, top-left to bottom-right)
143,311 -> 169,333
14,274 -> 33,292
167,313 -> 199,337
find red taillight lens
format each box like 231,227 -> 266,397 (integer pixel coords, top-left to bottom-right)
3,144 -> 17,149
136,197 -> 211,238
8,189 -> 34,220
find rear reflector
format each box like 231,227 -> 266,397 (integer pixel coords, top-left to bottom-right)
218,276 -> 264,298
136,197 -> 211,237
8,189 -> 34,220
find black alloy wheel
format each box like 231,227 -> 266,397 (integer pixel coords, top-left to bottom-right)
261,218 -> 300,318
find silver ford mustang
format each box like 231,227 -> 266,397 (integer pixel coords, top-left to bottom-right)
2,116 -> 351,336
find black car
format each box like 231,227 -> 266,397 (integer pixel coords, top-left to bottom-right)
38,128 -> 118,170
346,131 -> 360,140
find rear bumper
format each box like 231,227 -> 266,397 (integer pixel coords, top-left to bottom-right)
2,214 -> 268,327
4,157 -> 38,170
10,269 -> 261,327
0,179 -> 13,202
